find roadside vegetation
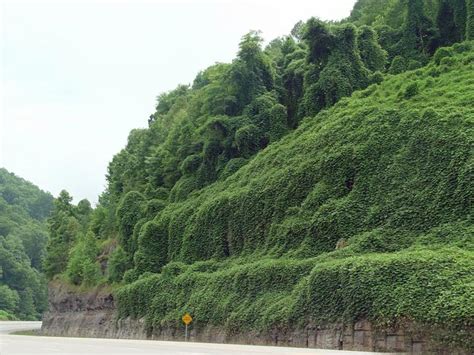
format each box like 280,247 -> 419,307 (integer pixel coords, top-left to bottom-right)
36,0 -> 474,349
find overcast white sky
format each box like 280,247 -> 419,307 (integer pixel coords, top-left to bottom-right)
0,0 -> 356,204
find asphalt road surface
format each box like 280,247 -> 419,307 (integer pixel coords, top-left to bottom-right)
0,321 -> 388,355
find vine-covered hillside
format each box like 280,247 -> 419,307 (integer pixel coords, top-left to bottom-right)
44,0 -> 473,349
0,168 -> 53,320
114,43 -> 473,349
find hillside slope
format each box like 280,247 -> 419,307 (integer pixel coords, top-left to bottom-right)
0,168 -> 53,320
41,0 -> 474,351
113,43 -> 473,351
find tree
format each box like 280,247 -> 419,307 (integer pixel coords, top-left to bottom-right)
452,0 -> 468,41
358,25 -> 388,72
229,31 -> 275,113
76,199 -> 92,216
44,190 -> 80,278
436,0 -> 462,46
108,246 -> 129,283
180,155 -> 202,175
76,199 -> 92,231
243,92 -> 287,144
134,221 -> 168,275
302,24 -> 369,116
116,191 -> 145,256
467,0 -> 474,40
303,18 -> 334,69
234,124 -> 262,157
55,190 -> 73,213
81,259 -> 101,287
0,169 -> 51,319
154,85 -> 189,116
17,289 -> 35,319
29,193 -> 54,220
399,0 -> 438,59
19,229 -> 48,270
349,0 -> 392,25
66,232 -> 100,286
290,20 -> 305,40
0,285 -> 19,314
279,37 -> 306,127
389,55 -> 407,74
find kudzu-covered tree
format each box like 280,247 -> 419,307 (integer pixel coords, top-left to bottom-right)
399,0 -> 438,60
229,31 -> 275,114
302,23 -> 369,116
467,0 -> 474,39
350,0 -> 394,25
389,55 -> 407,74
300,18 -> 334,117
134,221 -> 168,274
234,124 -> 262,158
108,245 -> 128,283
437,0 -> 462,46
45,0 -> 474,290
116,191 -> 145,257
358,25 -> 388,72
304,18 -> 333,69
279,37 -> 306,127
244,92 -> 287,144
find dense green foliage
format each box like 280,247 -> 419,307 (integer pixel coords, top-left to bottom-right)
44,190 -> 101,287
0,168 -> 53,319
45,1 -> 473,349
115,44 -> 473,348
350,0 -> 472,64
467,0 -> 474,39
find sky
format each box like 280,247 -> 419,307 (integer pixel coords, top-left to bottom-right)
0,0 -> 356,204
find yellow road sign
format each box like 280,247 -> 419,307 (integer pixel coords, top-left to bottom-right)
182,313 -> 192,325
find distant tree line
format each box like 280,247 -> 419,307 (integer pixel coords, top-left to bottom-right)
0,168 -> 53,320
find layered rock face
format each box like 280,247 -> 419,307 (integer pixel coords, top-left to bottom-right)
42,283 -> 469,354
41,282 -> 146,339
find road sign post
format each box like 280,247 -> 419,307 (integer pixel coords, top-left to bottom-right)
182,313 -> 192,342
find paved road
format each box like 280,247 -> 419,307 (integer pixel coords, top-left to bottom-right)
0,321 -> 387,355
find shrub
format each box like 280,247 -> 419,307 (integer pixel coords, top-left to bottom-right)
234,124 -> 262,157
220,158 -> 248,180
134,221 -> 168,274
145,199 -> 167,218
434,47 -> 454,65
82,259 -> 101,287
402,81 -> 419,99
0,285 -> 19,314
368,71 -> 384,85
108,246 -> 129,283
440,56 -> 457,66
0,309 -> 17,320
389,55 -> 406,74
116,191 -> 146,256
407,59 -> 422,70
180,155 -> 202,175
66,232 -> 100,286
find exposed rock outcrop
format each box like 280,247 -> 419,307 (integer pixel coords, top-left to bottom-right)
41,283 -> 469,354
